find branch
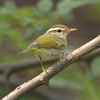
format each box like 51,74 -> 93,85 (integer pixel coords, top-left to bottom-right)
2,35 -> 100,100
0,47 -> 100,76
0,58 -> 57,81
82,48 -> 100,61
0,77 -> 75,100
0,58 -> 57,74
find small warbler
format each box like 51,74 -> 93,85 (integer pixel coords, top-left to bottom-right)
18,24 -> 77,73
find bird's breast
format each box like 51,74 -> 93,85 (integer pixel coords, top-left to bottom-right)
35,48 -> 66,61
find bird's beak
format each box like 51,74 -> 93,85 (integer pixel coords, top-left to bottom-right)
67,28 -> 77,33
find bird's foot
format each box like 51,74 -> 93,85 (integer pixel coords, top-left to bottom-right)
42,67 -> 48,75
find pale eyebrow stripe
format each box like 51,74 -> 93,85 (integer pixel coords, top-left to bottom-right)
47,28 -> 65,32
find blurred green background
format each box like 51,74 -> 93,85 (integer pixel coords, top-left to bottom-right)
0,0 -> 100,100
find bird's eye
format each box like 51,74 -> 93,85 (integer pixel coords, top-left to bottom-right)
57,29 -> 61,33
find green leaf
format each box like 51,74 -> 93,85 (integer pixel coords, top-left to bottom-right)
34,23 -> 44,31
57,0 -> 98,22
0,1 -> 16,14
61,11 -> 74,22
0,14 -> 17,22
16,6 -> 33,18
57,0 -> 98,13
37,0 -> 53,13
91,56 -> 100,77
50,78 -> 84,90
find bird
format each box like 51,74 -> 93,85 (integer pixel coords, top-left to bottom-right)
18,24 -> 77,73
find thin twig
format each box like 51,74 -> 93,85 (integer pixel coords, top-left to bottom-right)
2,35 -> 100,100
0,58 -> 57,74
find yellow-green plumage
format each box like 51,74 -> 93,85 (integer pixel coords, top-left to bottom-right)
18,24 -> 77,72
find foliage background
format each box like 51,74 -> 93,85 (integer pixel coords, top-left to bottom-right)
0,0 -> 100,100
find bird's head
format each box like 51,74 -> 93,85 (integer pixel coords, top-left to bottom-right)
46,24 -> 77,38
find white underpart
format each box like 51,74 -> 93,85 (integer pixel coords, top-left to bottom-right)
59,33 -> 67,39
40,48 -> 65,60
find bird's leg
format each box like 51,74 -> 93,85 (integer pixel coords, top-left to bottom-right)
37,56 -> 47,74
60,51 -> 64,64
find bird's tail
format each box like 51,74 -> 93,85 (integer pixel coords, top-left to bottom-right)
18,49 -> 29,55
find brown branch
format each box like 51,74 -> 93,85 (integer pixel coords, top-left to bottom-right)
82,48 -> 100,61
0,58 -> 57,74
0,58 -> 57,82
0,47 -> 100,74
0,47 -> 100,77
0,77 -> 75,100
2,35 -> 100,100
0,58 -> 44,73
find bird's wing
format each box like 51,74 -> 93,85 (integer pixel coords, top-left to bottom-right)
28,34 -> 56,49
28,34 -> 67,50
28,34 -> 66,50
